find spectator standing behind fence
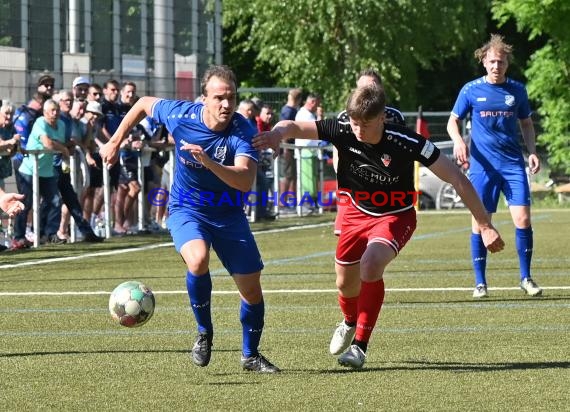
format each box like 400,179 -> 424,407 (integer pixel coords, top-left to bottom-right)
113,81 -> 141,235
279,88 -> 302,205
237,99 -> 257,130
37,74 -> 56,103
72,77 -> 90,102
0,100 -> 21,249
101,79 -> 122,190
12,99 -> 69,249
88,84 -> 103,103
55,94 -> 103,243
12,93 -> 43,193
139,117 -> 175,230
447,34 -> 542,299
100,64 -> 280,373
255,104 -> 276,220
295,93 -> 321,202
81,88 -> 107,229
0,101 -> 20,191
80,100 -> 105,230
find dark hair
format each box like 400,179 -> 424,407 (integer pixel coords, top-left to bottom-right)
104,79 -> 120,89
37,74 -> 55,87
346,85 -> 386,121
121,81 -> 137,90
201,65 -> 237,96
357,68 -> 382,85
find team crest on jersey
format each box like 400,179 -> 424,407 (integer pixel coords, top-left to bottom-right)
214,146 -> 227,162
381,154 -> 392,167
505,95 -> 515,106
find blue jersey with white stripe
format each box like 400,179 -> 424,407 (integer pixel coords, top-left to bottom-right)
151,99 -> 259,214
451,76 -> 531,171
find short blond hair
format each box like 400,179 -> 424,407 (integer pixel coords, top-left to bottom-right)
474,34 -> 514,63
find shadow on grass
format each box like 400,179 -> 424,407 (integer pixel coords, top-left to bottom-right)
314,360 -> 570,374
0,348 -> 240,358
388,295 -> 570,305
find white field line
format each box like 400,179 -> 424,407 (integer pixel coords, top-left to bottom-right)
0,214 -> 547,271
1,211 -> 562,271
0,223 -> 332,270
2,286 -> 570,297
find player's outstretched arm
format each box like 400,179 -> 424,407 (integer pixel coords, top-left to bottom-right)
428,155 -> 505,253
100,96 -> 159,166
447,115 -> 469,165
519,117 -> 541,175
252,120 -> 318,152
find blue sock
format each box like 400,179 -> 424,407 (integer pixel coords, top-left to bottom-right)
471,233 -> 488,286
515,227 -> 533,281
240,299 -> 264,357
186,271 -> 213,335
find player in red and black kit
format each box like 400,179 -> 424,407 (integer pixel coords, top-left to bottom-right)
334,69 -> 406,235
253,84 -> 504,369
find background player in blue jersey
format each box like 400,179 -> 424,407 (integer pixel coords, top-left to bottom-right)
447,34 -> 542,299
100,65 -> 280,373
254,84 -> 504,369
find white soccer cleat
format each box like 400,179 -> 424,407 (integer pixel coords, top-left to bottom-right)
472,284 -> 488,298
338,344 -> 366,369
520,278 -> 542,297
329,320 -> 356,355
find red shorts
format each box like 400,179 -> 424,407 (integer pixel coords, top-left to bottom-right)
335,202 -> 417,265
334,202 -> 346,236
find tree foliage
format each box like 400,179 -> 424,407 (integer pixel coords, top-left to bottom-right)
492,0 -> 570,173
223,0 -> 489,111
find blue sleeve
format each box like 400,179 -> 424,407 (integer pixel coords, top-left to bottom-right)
451,84 -> 471,119
14,111 -> 32,139
517,87 -> 532,119
151,99 -> 194,133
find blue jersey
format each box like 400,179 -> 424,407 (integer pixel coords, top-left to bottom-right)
451,76 -> 531,171
151,99 -> 259,215
13,104 -> 41,161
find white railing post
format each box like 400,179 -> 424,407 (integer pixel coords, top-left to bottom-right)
69,149 -> 77,243
137,152 -> 144,232
102,163 -> 111,239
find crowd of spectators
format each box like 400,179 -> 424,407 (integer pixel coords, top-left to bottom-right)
0,75 -> 325,251
0,74 -> 173,251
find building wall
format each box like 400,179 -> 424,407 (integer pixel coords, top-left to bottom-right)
0,0 -> 222,105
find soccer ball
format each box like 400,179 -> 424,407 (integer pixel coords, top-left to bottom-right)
109,281 -> 155,327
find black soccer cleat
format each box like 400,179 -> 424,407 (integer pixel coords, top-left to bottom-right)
241,353 -> 281,373
191,332 -> 213,367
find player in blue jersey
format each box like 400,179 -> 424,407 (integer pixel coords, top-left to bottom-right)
447,34 -> 542,298
100,65 -> 280,373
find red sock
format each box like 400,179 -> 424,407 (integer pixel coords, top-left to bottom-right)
355,279 -> 385,343
338,294 -> 358,325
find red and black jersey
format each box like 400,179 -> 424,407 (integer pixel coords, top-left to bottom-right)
316,118 -> 440,216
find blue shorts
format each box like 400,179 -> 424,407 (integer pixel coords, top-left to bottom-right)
167,207 -> 264,275
469,167 -> 531,213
